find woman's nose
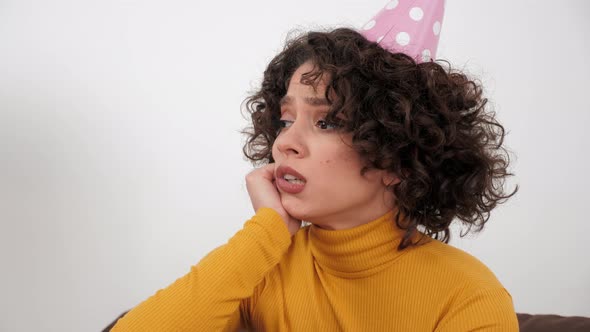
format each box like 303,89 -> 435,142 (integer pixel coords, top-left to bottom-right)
275,121 -> 307,157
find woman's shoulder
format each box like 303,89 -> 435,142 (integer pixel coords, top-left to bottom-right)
407,234 -> 506,289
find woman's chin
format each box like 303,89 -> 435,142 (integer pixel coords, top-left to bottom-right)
285,208 -> 309,222
281,197 -> 311,221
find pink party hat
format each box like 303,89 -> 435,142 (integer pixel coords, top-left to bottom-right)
360,0 -> 446,63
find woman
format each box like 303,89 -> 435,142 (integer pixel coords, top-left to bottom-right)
112,23 -> 518,332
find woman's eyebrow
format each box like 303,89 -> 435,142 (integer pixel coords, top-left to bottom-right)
280,95 -> 330,107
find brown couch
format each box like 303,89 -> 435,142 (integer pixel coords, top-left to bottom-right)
516,313 -> 590,332
103,311 -> 590,331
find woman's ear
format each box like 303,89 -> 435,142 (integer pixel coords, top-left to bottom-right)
382,172 -> 400,187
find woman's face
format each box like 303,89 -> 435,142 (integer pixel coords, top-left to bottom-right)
271,61 -> 397,230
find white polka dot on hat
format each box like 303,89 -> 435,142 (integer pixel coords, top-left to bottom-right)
360,0 -> 446,63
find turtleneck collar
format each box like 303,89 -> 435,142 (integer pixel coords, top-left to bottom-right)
308,209 -> 426,278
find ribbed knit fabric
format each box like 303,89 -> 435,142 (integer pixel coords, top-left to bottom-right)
113,208 -> 518,331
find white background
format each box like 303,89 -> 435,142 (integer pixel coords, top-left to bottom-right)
1,1 -> 589,331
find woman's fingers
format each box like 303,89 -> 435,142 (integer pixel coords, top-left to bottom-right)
245,163 -> 301,235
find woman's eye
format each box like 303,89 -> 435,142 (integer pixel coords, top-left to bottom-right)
277,120 -> 293,131
316,120 -> 340,130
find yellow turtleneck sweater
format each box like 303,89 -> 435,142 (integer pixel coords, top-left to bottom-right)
112,208 -> 518,331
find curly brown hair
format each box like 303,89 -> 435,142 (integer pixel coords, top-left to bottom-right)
241,27 -> 518,249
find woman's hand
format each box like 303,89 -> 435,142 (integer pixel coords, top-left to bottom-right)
245,163 -> 302,236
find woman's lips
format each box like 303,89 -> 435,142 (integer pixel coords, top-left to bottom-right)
275,165 -> 306,194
